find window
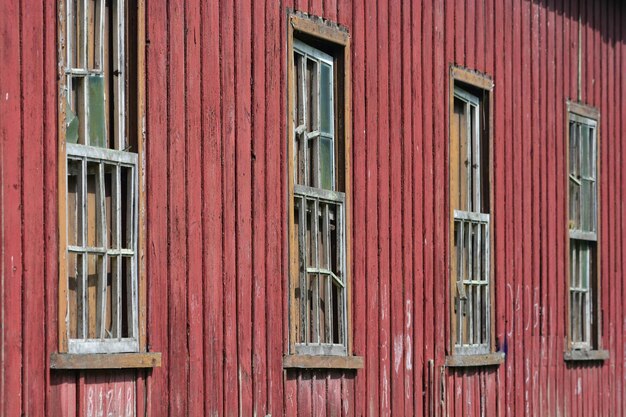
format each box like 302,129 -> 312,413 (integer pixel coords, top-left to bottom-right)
53,0 -> 158,367
447,67 -> 501,366
565,102 -> 606,360
285,13 -> 361,369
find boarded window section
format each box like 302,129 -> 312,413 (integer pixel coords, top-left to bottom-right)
64,0 -> 138,354
450,87 -> 491,355
568,114 -> 598,350
292,40 -> 347,356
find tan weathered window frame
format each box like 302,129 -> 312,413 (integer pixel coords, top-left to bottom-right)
283,11 -> 362,370
564,101 -> 608,363
446,66 -> 503,368
51,0 -> 160,369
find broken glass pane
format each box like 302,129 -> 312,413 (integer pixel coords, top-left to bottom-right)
88,75 -> 107,148
66,99 -> 80,144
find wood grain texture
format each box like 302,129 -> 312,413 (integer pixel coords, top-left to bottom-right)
1,1 -> 625,416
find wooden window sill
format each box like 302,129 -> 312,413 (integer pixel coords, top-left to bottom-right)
283,354 -> 364,369
50,352 -> 162,370
564,349 -> 609,362
445,352 -> 505,368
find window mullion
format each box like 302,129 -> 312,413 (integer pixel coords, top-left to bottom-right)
312,199 -> 320,344
96,162 -> 107,338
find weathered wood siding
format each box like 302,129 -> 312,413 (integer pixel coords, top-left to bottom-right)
1,0 -> 626,416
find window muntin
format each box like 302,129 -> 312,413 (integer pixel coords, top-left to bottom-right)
450,86 -> 491,356
291,40 -> 347,356
568,113 -> 598,350
61,0 -> 139,354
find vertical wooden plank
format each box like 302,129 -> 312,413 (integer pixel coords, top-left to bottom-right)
167,0 -> 188,414
185,0 -> 204,415
412,1 -> 424,416
530,1 -> 541,415
298,371 -> 312,416
364,0 -> 380,413
388,0 -> 404,414
201,0 -> 224,413
0,0 -> 23,414
401,0 -> 415,413
349,0 -> 367,413
503,0 -> 515,415
455,0 -> 465,64
323,0 -> 337,22
145,0 -> 169,413
376,0 -> 391,414
220,0 -> 239,415
265,0 -> 283,414
312,373 -> 327,417
251,0 -> 267,414
21,0 -> 46,415
465,0 -> 475,69
309,0 -> 322,17
432,0 -> 446,413
234,0 -> 253,414
326,373 -> 340,417
521,1 -> 532,416
44,0 -> 71,413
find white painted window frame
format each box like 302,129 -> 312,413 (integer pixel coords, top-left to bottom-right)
292,40 -> 348,357
63,0 -> 139,354
453,87 -> 491,356
568,113 -> 598,351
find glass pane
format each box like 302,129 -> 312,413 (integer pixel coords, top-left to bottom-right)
121,165 -> 135,250
589,127 -> 596,177
70,77 -> 86,145
580,243 -> 589,289
581,125 -> 590,179
68,252 -> 80,339
320,137 -> 334,190
87,0 -> 103,70
73,0 -> 85,68
332,280 -> 341,343
86,161 -> 100,247
294,52 -> 305,127
569,121 -> 579,177
104,164 -> 114,249
320,63 -> 333,133
88,75 -> 107,147
306,59 -> 318,132
569,180 -> 580,230
121,256 -> 132,338
580,179 -> 592,231
67,159 -> 82,246
66,98 -> 80,144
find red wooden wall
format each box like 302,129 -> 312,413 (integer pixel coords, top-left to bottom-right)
1,0 -> 626,416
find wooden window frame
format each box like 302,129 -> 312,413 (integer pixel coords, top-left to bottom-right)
284,11 -> 362,370
52,0 -> 160,369
446,66 -> 503,368
564,101 -> 608,362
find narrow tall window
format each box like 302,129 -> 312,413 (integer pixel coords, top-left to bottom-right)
291,40 -> 346,356
59,0 -> 139,355
285,14 -> 361,369
448,67 -> 499,366
567,105 -> 598,351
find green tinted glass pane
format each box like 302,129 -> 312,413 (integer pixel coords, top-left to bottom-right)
320,63 -> 332,134
66,99 -> 79,144
320,137 -> 333,190
88,75 -> 107,148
